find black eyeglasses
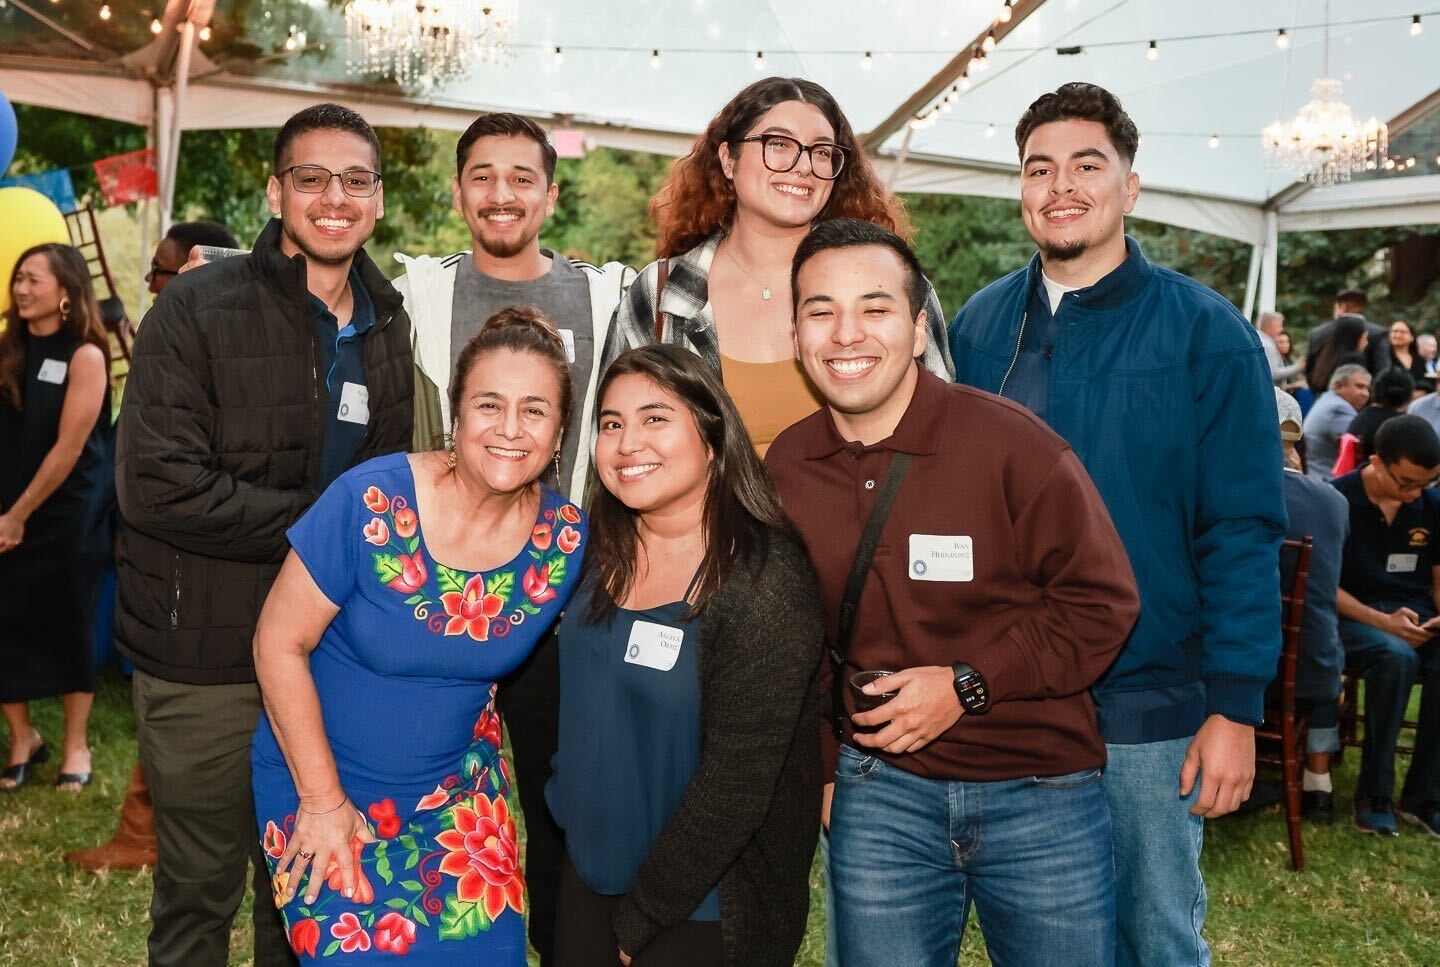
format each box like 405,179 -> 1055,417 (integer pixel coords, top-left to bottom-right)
146,259 -> 179,281
734,135 -> 847,180
279,165 -> 383,197
1379,462 -> 1439,494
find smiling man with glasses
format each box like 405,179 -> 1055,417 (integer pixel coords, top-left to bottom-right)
144,221 -> 240,295
116,102 -> 413,967
1331,414 -> 1440,839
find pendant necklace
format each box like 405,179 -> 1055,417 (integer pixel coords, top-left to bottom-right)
724,243 -> 773,301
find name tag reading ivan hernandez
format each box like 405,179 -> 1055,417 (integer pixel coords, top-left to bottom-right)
908,535 -> 974,582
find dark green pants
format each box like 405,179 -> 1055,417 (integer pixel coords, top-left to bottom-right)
133,670 -> 296,967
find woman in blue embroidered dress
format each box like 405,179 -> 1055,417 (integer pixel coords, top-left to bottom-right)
251,306 -> 586,963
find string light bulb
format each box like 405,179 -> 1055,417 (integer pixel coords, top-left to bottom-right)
1208,134 -> 1220,149
1146,40 -> 1158,61
1276,28 -> 1289,49
960,73 -> 972,92
650,48 -> 661,69
553,46 -> 564,64
150,18 -> 163,34
945,85 -> 959,104
999,0 -> 1014,24
198,25 -> 211,42
1412,15 -> 1423,37
861,51 -> 873,71
985,122 -> 996,138
754,50 -> 765,71
982,30 -> 996,53
99,4 -> 111,21
972,47 -> 989,72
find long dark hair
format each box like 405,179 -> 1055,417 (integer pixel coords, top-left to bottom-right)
584,345 -> 791,624
1312,315 -> 1368,392
1,243 -> 108,409
650,76 -> 911,258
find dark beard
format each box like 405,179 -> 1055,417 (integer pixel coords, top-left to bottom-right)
1040,238 -> 1089,262
283,222 -> 362,267
475,232 -> 537,259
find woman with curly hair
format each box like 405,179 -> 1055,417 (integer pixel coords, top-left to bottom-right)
608,77 -> 954,456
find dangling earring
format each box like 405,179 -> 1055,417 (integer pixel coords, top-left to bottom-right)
447,444 -> 457,470
552,450 -> 562,482
59,297 -> 71,321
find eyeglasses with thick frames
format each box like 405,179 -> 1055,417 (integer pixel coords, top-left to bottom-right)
279,165 -> 383,197
1378,461 -> 1439,494
145,259 -> 178,282
733,135 -> 848,180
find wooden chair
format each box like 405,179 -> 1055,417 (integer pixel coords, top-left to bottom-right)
1338,668 -> 1418,757
1256,536 -> 1314,872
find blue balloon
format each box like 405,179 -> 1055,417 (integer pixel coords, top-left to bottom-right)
0,90 -> 15,177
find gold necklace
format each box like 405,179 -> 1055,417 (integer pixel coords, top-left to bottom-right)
723,243 -> 773,301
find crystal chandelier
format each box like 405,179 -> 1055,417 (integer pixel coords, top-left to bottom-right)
344,1 -> 516,91
1262,4 -> 1387,187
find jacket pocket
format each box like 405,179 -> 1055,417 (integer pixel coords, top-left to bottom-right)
168,554 -> 182,631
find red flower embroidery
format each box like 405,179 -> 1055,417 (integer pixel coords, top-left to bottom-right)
262,820 -> 286,859
323,839 -> 374,905
557,525 -> 581,554
441,575 -> 504,640
386,552 -> 428,594
393,506 -> 418,539
415,785 -> 449,811
363,486 -> 389,514
367,798 -> 401,839
435,794 -> 525,922
331,911 -> 371,953
374,911 -> 417,955
521,563 -> 556,604
559,504 -> 581,524
472,708 -> 502,748
364,517 -> 390,546
531,522 -> 553,550
289,917 -> 320,958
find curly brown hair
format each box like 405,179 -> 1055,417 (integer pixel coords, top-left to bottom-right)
1015,82 -> 1140,165
650,77 -> 911,258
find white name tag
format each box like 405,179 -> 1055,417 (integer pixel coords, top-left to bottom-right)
559,329 -> 576,364
624,620 -> 683,672
909,534 -> 974,582
337,381 -> 369,425
37,358 -> 68,384
1387,553 -> 1419,573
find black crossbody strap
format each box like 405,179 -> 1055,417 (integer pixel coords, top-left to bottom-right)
830,451 -> 913,735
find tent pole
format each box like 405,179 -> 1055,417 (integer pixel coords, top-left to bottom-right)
159,19 -> 197,235
885,125 -> 915,192
1259,210 -> 1279,314
1242,240 -> 1263,322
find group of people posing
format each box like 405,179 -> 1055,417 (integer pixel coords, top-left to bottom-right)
7,75 -> 1363,967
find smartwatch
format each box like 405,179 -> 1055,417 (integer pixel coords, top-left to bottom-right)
951,661 -> 990,715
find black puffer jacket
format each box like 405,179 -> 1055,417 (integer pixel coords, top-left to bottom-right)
115,219 -> 413,685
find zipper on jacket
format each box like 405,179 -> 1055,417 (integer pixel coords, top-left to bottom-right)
356,309 -> 397,455
169,554 -> 182,631
998,311 -> 1028,396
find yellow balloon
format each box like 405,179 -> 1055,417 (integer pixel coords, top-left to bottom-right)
0,186 -> 70,314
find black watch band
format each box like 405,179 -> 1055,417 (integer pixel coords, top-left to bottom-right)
952,661 -> 990,714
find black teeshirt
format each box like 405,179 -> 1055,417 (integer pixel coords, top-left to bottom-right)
1332,468 -> 1440,619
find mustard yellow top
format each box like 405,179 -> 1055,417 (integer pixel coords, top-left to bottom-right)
719,354 -> 825,458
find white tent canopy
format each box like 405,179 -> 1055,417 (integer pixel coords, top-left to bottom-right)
4,0 -> 1438,315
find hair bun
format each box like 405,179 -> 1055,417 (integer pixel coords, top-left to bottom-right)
481,304 -> 564,352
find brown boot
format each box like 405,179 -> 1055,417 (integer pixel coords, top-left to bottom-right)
67,761 -> 157,871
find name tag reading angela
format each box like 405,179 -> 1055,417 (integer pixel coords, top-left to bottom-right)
625,620 -> 683,672
37,358 -> 68,384
909,534 -> 974,582
1387,553 -> 1419,573
337,381 -> 369,425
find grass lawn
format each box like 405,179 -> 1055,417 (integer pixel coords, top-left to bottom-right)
2,669 -> 1437,966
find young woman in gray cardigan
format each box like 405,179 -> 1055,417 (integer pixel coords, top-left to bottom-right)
547,345 -> 824,966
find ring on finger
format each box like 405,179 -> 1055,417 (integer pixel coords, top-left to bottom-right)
298,849 -> 315,860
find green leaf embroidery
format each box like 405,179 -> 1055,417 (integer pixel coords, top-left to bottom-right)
412,906 -> 431,928
484,571 -> 513,603
437,564 -> 467,595
440,893 -> 487,941
384,897 -> 409,910
399,834 -> 418,850
407,536 -> 420,554
400,879 -> 423,893
520,602 -> 541,616
373,553 -> 403,584
363,911 -> 375,928
373,841 -> 388,859
403,593 -> 424,606
404,850 -> 420,870
323,939 -> 341,957
529,550 -> 543,561
375,854 -> 393,885
545,553 -> 567,586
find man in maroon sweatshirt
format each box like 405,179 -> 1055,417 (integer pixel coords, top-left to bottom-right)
766,219 -> 1139,966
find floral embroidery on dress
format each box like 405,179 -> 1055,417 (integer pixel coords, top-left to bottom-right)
360,485 -> 582,641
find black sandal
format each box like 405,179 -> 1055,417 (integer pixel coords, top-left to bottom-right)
55,771 -> 92,791
0,740 -> 50,792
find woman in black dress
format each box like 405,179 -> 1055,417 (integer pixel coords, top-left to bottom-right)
0,243 -> 112,792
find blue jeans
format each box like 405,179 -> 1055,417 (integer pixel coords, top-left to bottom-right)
1339,616 -> 1440,806
1104,737 -> 1208,967
829,745 -> 1114,967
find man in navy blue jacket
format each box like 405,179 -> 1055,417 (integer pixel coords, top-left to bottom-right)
948,83 -> 1286,966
